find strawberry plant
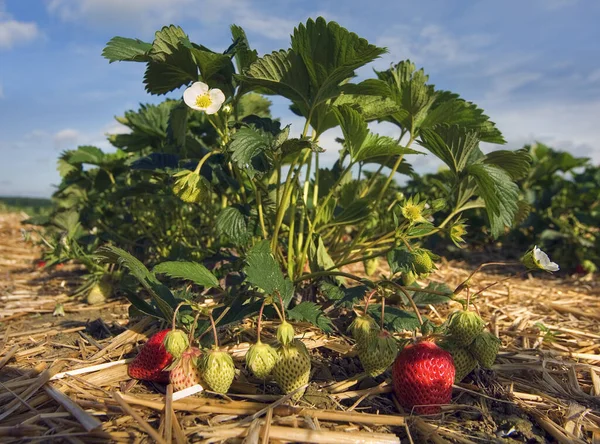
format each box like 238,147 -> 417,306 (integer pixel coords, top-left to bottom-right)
33,17 -> 556,410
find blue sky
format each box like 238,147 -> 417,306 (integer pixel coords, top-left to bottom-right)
1,0 -> 599,197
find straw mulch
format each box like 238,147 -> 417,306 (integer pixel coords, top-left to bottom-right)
1,211 -> 599,443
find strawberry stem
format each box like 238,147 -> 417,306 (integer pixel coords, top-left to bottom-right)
208,312 -> 219,349
276,291 -> 286,322
455,261 -> 521,296
380,296 -> 386,330
188,310 -> 202,342
271,299 -> 284,322
470,270 -> 528,301
172,301 -> 186,331
381,280 -> 423,326
256,298 -> 267,342
363,289 -> 376,316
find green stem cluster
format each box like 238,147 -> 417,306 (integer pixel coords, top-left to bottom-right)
210,103 -> 478,287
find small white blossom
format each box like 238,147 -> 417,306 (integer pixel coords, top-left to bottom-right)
522,245 -> 559,272
183,81 -> 225,114
532,246 -> 559,272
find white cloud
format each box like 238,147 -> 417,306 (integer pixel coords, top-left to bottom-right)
235,13 -> 295,41
485,72 -> 542,99
588,68 -> 600,83
24,129 -> 49,140
376,23 -> 493,69
485,99 -> 600,163
46,0 -> 192,30
53,128 -> 80,150
46,0 -> 296,41
0,4 -> 41,50
103,121 -> 129,135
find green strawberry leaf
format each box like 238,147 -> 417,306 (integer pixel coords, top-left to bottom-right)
96,246 -> 176,320
102,36 -> 152,63
216,206 -> 251,247
244,240 -> 294,305
368,305 -> 422,332
412,282 -> 453,306
467,162 -> 520,238
153,261 -> 220,288
287,301 -> 334,333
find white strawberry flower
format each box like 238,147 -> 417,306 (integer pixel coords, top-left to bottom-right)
522,246 -> 559,272
183,81 -> 225,114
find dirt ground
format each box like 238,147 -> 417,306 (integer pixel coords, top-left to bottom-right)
1,211 -> 600,443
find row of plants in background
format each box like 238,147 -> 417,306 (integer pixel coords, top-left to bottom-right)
24,17 -> 563,410
407,143 -> 599,272
0,197 -> 52,216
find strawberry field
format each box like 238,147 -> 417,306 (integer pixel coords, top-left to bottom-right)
1,17 -> 600,443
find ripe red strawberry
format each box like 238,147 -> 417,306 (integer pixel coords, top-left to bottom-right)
128,329 -> 173,383
392,341 -> 455,414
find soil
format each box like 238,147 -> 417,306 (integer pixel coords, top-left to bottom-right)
1,210 -> 599,443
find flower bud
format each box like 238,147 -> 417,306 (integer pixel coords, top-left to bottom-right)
276,321 -> 295,346
450,222 -> 467,246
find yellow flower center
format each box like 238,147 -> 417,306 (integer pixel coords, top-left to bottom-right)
403,203 -> 422,221
452,225 -> 466,237
195,93 -> 212,109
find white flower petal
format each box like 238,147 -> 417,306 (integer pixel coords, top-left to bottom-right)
204,102 -> 222,114
190,81 -> 209,95
209,88 -> 226,106
183,89 -> 200,110
533,246 -> 559,272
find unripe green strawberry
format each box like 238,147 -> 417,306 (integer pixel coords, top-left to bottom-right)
413,250 -> 433,275
469,332 -> 501,368
348,315 -> 379,351
170,347 -> 203,391
163,329 -> 190,359
246,340 -> 278,380
276,321 -> 295,346
447,346 -> 477,383
86,279 -> 112,305
363,257 -> 379,277
447,310 -> 485,346
357,330 -> 398,377
272,339 -> 311,401
200,350 -> 235,394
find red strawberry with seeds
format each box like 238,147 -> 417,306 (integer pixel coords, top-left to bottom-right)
392,341 -> 455,414
128,329 -> 173,383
